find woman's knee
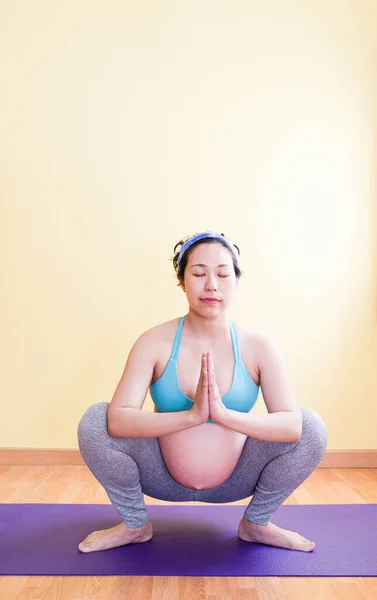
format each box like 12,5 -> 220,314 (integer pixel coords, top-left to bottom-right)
77,401 -> 109,444
300,407 -> 328,456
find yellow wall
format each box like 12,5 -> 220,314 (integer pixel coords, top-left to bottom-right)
1,1 -> 376,449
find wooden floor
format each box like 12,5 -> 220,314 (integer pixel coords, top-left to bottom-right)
0,466 -> 376,599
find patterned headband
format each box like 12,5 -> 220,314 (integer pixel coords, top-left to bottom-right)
177,232 -> 239,267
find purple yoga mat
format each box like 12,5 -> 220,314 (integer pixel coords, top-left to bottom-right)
0,504 -> 376,577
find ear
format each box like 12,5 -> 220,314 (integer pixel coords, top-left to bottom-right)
178,277 -> 185,292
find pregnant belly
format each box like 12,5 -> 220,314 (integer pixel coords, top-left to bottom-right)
158,424 -> 247,490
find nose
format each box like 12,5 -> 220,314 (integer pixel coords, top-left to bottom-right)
205,274 -> 218,291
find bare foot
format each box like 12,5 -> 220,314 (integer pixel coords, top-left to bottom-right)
238,517 -> 315,552
78,520 -> 153,553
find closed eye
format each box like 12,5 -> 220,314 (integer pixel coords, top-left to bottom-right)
193,274 -> 230,278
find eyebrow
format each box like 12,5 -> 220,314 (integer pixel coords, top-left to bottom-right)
190,263 -> 231,268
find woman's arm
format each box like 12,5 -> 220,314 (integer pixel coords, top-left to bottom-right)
107,329 -> 201,438
213,335 -> 302,442
108,406 -> 200,438
221,410 -> 302,443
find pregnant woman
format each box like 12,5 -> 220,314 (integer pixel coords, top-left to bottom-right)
77,231 -> 328,553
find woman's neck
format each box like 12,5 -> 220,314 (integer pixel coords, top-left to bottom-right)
184,310 -> 230,343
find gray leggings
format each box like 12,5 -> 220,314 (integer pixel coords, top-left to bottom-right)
77,403 -> 328,528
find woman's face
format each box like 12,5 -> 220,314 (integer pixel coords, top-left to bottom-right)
179,242 -> 239,315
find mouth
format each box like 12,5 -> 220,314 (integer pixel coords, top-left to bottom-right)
201,298 -> 220,304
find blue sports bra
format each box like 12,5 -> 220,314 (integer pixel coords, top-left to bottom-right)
150,316 -> 260,423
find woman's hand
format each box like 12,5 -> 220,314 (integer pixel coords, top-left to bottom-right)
190,353 -> 210,424
208,352 -> 229,424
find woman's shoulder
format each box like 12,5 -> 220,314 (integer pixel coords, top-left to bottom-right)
136,317 -> 182,346
130,318 -> 181,366
232,321 -> 274,361
233,321 -> 267,344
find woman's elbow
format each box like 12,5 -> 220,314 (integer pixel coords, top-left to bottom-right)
107,407 -> 124,437
292,412 -> 303,442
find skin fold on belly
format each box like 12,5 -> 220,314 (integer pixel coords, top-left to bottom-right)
158,424 -> 248,490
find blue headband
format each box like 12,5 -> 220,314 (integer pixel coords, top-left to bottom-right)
177,232 -> 239,267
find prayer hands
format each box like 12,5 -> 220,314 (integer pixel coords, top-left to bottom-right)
192,352 -> 229,424
207,351 -> 229,424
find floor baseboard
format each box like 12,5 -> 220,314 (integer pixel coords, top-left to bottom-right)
0,448 -> 376,467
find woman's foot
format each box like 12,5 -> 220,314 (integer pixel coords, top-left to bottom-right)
237,516 -> 315,552
78,520 -> 153,553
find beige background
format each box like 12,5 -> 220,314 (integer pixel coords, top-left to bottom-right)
1,1 -> 376,449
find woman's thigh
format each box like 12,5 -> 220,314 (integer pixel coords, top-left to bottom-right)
80,402 -> 196,503
110,433 -> 196,503
194,434 -> 298,503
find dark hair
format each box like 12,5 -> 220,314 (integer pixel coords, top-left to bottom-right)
172,233 -> 242,280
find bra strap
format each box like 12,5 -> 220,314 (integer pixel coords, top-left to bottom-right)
171,316 -> 185,361
230,321 -> 241,361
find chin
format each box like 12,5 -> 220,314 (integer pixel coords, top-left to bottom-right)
196,304 -> 224,315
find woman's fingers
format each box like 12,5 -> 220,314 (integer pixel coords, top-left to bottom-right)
208,352 -> 215,382
196,354 -> 203,392
199,352 -> 215,392
207,352 -> 214,390
208,353 -> 219,392
201,353 -> 208,387
202,353 -> 207,376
